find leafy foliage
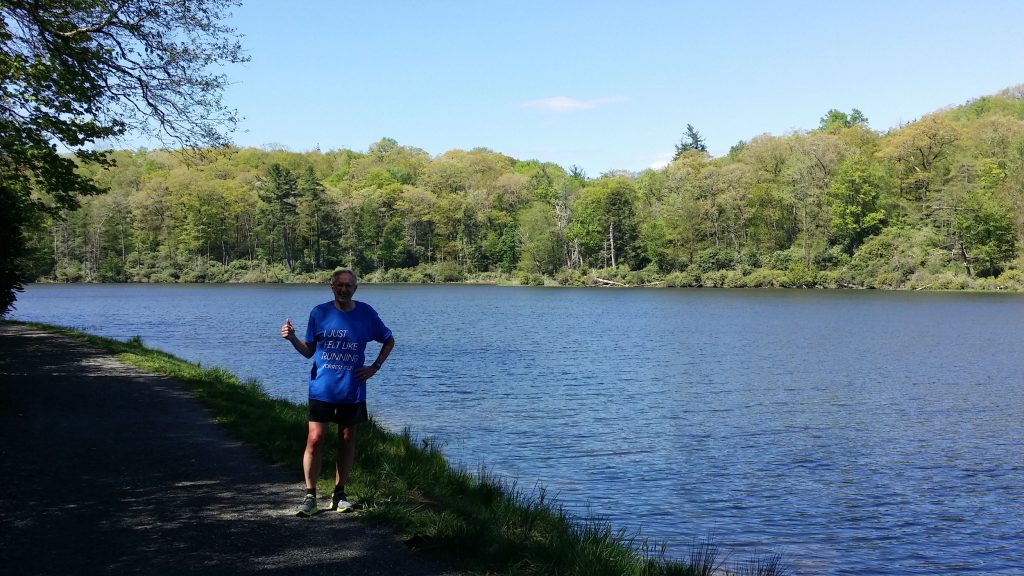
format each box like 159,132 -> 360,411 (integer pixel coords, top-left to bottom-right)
953,189 -> 1018,277
819,108 -> 868,132
19,87 -> 1024,292
827,157 -> 887,253
0,0 -> 246,314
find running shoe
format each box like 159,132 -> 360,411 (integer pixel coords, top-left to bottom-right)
295,494 -> 318,517
332,489 -> 354,512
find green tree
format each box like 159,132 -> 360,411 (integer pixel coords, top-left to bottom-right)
878,113 -> 959,206
819,108 -> 868,132
396,186 -> 438,264
953,190 -> 1019,277
0,0 -> 245,313
568,178 -> 640,268
657,189 -> 702,270
343,184 -> 402,272
258,164 -> 299,270
673,123 -> 708,159
378,218 -> 407,271
517,202 -> 560,275
828,157 -> 887,253
786,131 -> 855,266
297,166 -> 329,270
747,181 -> 797,254
356,138 -> 430,185
495,222 -> 521,272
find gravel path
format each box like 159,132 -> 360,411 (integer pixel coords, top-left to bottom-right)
0,323 -> 465,576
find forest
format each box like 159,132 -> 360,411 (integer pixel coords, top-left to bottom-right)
27,86 -> 1024,291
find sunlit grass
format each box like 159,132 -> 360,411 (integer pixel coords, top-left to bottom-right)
17,320 -> 788,576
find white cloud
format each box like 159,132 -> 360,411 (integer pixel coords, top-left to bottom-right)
520,95 -> 629,112
648,152 -> 673,170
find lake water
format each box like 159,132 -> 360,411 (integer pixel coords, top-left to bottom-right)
8,283 -> 1024,575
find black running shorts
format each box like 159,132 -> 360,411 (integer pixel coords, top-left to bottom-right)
308,399 -> 368,426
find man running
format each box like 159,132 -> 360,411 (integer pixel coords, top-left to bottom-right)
281,269 -> 394,516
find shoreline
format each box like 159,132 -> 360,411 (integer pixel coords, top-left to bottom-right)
22,273 -> 1024,293
0,321 -> 463,576
2,319 -> 790,576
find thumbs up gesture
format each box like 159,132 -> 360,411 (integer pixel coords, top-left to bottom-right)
281,318 -> 295,340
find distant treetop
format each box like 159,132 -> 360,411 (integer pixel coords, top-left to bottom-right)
819,108 -> 869,132
673,123 -> 708,160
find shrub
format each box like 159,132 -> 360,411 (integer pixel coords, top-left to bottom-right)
584,265 -> 663,286
467,271 -> 508,284
374,268 -> 406,283
554,268 -> 587,286
816,269 -> 841,288
926,272 -> 969,290
814,245 -> 851,270
968,276 -> 1004,290
737,250 -> 762,269
695,247 -> 735,272
630,264 -> 665,285
589,265 -> 630,283
97,256 -> 126,282
841,226 -> 941,288
54,260 -> 85,283
783,265 -> 819,288
433,261 -> 465,283
996,268 -> 1024,288
744,269 -> 788,288
762,249 -> 795,270
664,270 -> 700,287
922,247 -> 957,275
697,269 -> 749,288
148,271 -> 177,283
721,270 -> 746,288
517,271 -> 545,286
228,259 -> 259,272
177,261 -> 208,283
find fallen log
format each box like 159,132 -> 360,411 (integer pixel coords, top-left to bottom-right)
590,277 -> 627,287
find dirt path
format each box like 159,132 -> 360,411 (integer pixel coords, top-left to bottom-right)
0,323 -> 464,576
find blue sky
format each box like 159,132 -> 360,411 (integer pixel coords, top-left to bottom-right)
219,0 -> 1024,176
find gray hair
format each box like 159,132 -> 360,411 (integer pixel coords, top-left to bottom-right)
331,268 -> 358,285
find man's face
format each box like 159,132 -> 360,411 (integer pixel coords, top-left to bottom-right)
330,273 -> 357,303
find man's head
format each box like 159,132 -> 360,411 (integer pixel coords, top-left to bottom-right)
330,269 -> 358,305
331,268 -> 358,286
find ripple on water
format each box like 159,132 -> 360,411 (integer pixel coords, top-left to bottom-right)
11,284 -> 1024,575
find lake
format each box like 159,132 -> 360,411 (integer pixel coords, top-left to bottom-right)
8,283 -> 1024,575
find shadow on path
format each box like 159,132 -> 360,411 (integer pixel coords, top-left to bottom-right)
0,323 -> 462,576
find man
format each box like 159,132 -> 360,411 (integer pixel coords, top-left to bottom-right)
281,269 -> 394,516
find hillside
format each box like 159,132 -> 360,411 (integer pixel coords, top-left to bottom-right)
29,86 -> 1024,291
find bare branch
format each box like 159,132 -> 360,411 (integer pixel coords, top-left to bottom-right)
50,0 -> 131,37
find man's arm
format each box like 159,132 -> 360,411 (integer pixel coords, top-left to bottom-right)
356,335 -> 394,381
281,318 -> 315,358
373,335 -> 395,367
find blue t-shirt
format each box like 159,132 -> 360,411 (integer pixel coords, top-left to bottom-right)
305,300 -> 392,403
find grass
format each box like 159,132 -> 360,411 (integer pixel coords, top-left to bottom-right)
13,320 -> 789,576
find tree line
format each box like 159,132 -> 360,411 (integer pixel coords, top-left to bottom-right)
27,87 -> 1024,291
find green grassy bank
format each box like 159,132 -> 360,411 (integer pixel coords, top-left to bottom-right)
15,321 -> 788,576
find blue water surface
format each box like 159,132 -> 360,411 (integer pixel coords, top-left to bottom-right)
9,283 -> 1024,575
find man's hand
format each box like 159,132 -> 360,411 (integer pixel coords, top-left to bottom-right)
282,318 -> 314,358
355,364 -> 380,381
